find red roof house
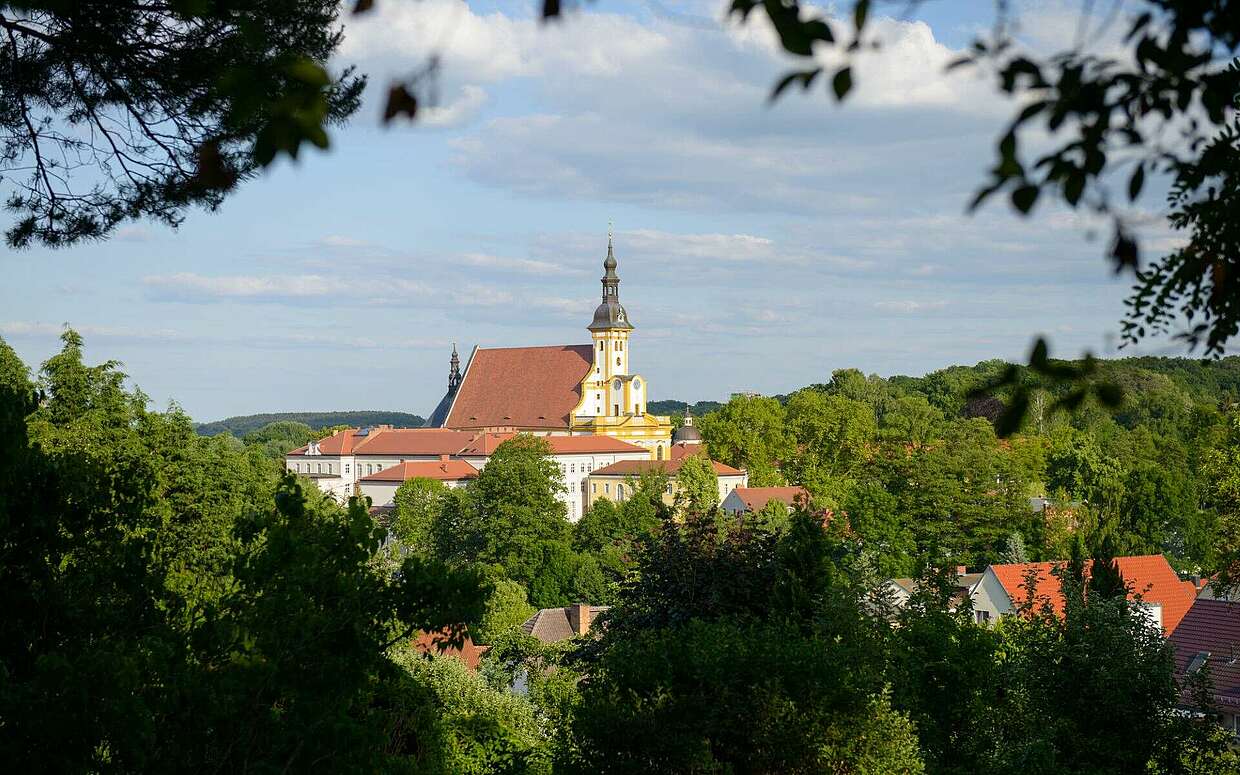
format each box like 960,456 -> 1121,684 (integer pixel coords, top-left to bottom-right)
980,555 -> 1198,636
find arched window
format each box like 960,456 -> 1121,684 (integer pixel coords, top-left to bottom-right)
656,445 -> 664,460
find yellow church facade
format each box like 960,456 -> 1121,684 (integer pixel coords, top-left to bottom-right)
425,232 -> 674,460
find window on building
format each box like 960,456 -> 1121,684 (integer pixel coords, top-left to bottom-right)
613,404 -> 619,415
605,483 -> 610,494
592,483 -> 597,493
570,463 -> 575,473
666,483 -> 673,494
975,610 -> 991,624
618,341 -> 623,351
599,342 -> 604,351
345,464 -> 350,474
657,445 -> 664,460
616,357 -> 621,366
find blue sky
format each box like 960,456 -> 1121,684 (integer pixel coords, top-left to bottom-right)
1,1 -> 1180,422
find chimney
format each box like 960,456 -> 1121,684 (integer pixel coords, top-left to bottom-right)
956,565 -> 967,576
567,603 -> 591,636
439,454 -> 451,462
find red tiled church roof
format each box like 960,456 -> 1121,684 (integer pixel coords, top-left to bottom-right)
989,554 -> 1197,635
445,345 -> 595,430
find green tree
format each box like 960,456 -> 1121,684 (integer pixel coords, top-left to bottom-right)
387,644 -> 551,774
697,394 -> 791,484
784,389 -> 876,488
879,395 -> 943,448
1,1 -> 363,247
569,511 -> 922,774
473,576 -> 536,646
674,452 -> 719,513
442,434 -> 571,588
391,476 -> 450,555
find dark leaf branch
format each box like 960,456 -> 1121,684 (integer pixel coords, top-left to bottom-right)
970,337 -> 1123,437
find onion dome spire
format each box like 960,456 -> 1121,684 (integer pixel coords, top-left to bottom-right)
589,224 -> 634,331
448,343 -> 461,391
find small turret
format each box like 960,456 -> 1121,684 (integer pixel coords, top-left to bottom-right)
448,343 -> 461,392
672,406 -> 703,444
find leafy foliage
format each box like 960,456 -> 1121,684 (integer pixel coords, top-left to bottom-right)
0,1 -> 363,247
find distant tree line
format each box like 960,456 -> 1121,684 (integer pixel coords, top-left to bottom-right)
195,410 -> 425,438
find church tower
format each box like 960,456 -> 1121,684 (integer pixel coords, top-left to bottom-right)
570,229 -> 672,458
587,229 -> 637,415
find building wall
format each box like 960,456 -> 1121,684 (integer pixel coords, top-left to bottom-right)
586,472 -> 747,511
358,477 -> 470,508
970,569 -> 1015,623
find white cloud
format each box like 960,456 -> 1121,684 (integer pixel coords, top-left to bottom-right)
459,251 -> 575,275
874,300 -> 950,313
1,321 -> 182,341
420,84 -> 489,127
143,273 -> 343,300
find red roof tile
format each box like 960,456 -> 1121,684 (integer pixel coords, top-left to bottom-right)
360,459 -> 479,483
353,428 -> 477,456
288,427 -> 361,456
413,628 -> 488,671
730,486 -> 810,511
591,457 -> 745,477
1169,599 -> 1240,707
445,345 -> 594,430
457,432 -> 516,456
545,435 -> 649,454
989,554 -> 1197,635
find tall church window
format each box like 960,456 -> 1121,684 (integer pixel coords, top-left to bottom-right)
656,445 -> 664,460
599,342 -> 604,351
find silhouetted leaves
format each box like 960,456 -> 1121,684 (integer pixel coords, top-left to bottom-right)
384,84 -> 420,123
970,337 -> 1123,437
832,66 -> 854,100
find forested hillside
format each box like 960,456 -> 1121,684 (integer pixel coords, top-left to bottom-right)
197,410 -> 425,437
678,355 -> 1240,575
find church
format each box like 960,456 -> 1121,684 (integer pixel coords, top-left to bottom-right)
424,233 -> 676,460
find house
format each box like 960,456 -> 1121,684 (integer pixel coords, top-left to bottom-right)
585,452 -> 748,509
521,603 -> 609,644
457,432 -> 651,521
1169,598 -> 1240,735
971,555 -> 1198,636
357,456 -> 479,507
286,426 -> 477,500
722,486 -> 810,515
412,628 -> 488,671
881,569 -> 987,622
288,425 -> 650,522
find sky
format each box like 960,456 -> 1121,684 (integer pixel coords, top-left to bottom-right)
0,1 -> 1184,422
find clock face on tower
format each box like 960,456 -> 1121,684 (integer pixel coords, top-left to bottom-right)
613,379 -> 622,391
